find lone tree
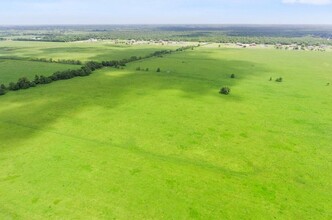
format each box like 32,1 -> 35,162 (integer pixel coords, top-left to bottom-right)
157,68 -> 161,72
220,87 -> 231,95
231,74 -> 235,78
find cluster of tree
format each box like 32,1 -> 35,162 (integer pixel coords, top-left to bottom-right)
0,56 -> 83,65
147,50 -> 173,58
269,77 -> 283,82
30,58 -> 82,65
6,25 -> 332,46
275,77 -> 283,82
0,84 -> 6,95
0,47 -> 184,97
1,62 -> 103,93
136,67 -> 149,72
101,57 -> 141,68
175,46 -> 196,52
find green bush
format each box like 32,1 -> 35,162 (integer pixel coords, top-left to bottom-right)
0,88 -> 5,96
276,77 -> 283,82
231,74 -> 235,78
220,87 -> 231,95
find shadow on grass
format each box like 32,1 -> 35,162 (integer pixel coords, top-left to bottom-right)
0,51 -> 267,175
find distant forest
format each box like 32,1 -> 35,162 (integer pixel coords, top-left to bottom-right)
0,25 -> 332,45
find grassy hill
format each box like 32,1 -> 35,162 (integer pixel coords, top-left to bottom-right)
0,46 -> 331,219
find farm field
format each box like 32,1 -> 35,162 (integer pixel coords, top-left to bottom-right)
0,41 -> 180,62
0,46 -> 331,219
0,59 -> 78,84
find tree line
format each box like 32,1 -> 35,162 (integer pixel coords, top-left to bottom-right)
0,47 -> 193,96
0,56 -> 82,65
0,61 -> 101,94
30,58 -> 82,65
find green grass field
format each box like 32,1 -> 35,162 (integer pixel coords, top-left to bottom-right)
0,45 -> 331,219
0,59 -> 78,84
0,41 -> 178,62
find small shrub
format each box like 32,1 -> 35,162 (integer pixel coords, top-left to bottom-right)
269,77 -> 273,81
275,77 -> 283,82
136,67 -> 141,71
146,68 -> 149,71
220,87 -> 231,95
156,68 -> 161,72
231,74 -> 235,78
327,83 -> 330,86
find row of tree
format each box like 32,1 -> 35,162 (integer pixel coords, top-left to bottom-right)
0,61 -> 108,94
9,28 -> 332,46
0,57 -> 83,65
30,58 -> 83,65
0,48 -> 187,96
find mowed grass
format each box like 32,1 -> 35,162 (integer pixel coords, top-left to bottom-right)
0,59 -> 78,84
0,47 -> 331,219
0,41 -> 178,62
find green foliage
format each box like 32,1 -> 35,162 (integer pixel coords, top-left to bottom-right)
156,68 -> 161,72
0,87 -> 5,95
231,74 -> 236,78
220,87 -> 231,95
16,77 -> 32,89
0,46 -> 184,96
3,25 -> 332,46
276,77 -> 283,82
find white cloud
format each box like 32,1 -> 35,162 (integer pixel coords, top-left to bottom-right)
282,0 -> 332,5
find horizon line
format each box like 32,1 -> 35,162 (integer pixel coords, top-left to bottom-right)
1,23 -> 332,26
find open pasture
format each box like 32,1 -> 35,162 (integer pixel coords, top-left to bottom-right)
0,41 -> 178,62
0,59 -> 78,84
0,46 -> 331,219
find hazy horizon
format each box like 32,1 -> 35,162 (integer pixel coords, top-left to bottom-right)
1,24 -> 332,27
1,0 -> 332,25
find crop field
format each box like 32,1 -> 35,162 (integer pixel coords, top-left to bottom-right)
0,59 -> 78,84
0,41 -> 179,62
0,45 -> 331,219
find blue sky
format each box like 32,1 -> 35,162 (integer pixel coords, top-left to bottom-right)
1,0 -> 332,25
